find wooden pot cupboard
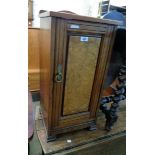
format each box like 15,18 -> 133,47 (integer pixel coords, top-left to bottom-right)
39,11 -> 119,141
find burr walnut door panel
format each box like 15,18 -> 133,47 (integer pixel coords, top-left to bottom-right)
63,35 -> 101,116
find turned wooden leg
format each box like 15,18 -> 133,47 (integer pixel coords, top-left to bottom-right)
100,65 -> 126,131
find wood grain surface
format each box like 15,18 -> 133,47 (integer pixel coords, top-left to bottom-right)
28,28 -> 40,70
39,11 -> 120,25
28,28 -> 40,91
28,69 -> 40,91
39,12 -> 118,139
40,17 -> 53,128
63,36 -> 101,115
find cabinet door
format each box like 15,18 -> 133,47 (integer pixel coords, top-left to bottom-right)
53,19 -> 114,127
63,35 -> 101,115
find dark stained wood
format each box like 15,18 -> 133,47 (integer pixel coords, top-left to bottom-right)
52,18 -> 66,128
36,110 -> 126,154
39,11 -> 120,25
39,11 -> 118,141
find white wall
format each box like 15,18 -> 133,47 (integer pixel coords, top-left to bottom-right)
110,0 -> 126,6
32,0 -> 100,27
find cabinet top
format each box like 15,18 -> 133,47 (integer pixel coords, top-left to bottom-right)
39,11 -> 120,25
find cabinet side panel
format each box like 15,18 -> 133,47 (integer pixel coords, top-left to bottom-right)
40,17 -> 52,129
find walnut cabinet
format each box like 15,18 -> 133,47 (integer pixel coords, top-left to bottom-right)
39,11 -> 118,141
